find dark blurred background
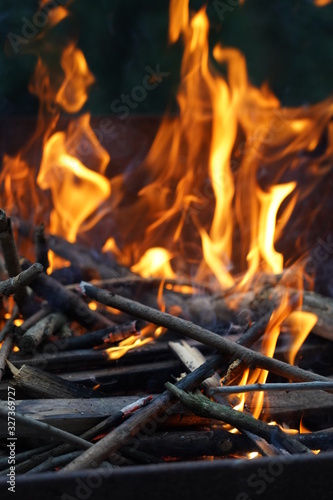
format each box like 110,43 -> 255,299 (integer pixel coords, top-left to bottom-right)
1,0 -> 333,117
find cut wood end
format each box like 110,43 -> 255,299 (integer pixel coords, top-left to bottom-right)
80,281 -> 91,295
33,262 -> 44,273
6,359 -> 20,376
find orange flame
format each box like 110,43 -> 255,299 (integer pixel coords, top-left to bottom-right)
314,0 -> 332,6
37,115 -> 110,243
283,311 -> 318,366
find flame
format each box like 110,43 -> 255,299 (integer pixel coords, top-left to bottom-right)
168,0 -> 188,43
105,335 -> 152,360
2,0 -> 332,292
37,122 -> 110,242
1,3 -> 109,249
131,248 -> 175,278
1,0 -> 332,430
314,0 -> 332,6
244,293 -> 295,419
283,311 -> 318,365
55,44 -> 95,113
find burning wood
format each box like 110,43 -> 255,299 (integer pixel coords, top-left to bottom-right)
1,0 -> 333,495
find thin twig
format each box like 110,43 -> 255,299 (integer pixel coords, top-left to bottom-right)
208,381 -> 333,395
0,263 -> 44,296
35,223 -> 50,270
67,276 -> 211,293
26,451 -> 82,474
165,383 -> 311,455
61,354 -> 224,471
81,283 -> 333,386
169,340 -> 280,457
20,262 -> 112,329
0,210 -> 27,308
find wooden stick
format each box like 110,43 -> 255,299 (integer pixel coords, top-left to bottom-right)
0,334 -> 14,382
136,429 -> 333,457
3,388 -> 331,438
0,210 -> 28,308
0,263 -> 43,296
0,444 -> 54,470
0,406 -> 93,450
7,361 -> 99,399
20,261 -> 112,329
19,312 -> 67,352
135,429 -> 249,458
120,446 -> 164,465
26,451 -> 83,474
61,353 -> 225,471
35,223 -> 50,270
67,276 -> 210,293
4,395 -> 153,474
236,310 -> 274,347
81,283 -> 333,386
209,381 -> 333,395
169,341 -> 280,457
165,383 -> 311,455
57,321 -> 138,350
18,305 -> 51,333
48,234 -> 132,280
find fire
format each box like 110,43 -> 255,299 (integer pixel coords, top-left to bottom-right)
105,335 -> 152,360
0,0 -> 329,438
314,0 -> 332,6
37,118 -> 110,243
131,248 -> 175,279
282,311 -> 318,366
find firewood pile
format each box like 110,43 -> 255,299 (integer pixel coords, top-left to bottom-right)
0,208 -> 333,479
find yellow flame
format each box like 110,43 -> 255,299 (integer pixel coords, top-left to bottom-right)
283,311 -> 318,365
105,336 -> 152,360
314,0 -> 332,6
131,248 -> 175,278
38,121 -> 110,242
56,45 -> 95,113
168,0 -> 189,43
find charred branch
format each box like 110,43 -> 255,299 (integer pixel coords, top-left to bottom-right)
0,210 -> 28,309
21,261 -> 112,329
19,312 -> 67,352
0,263 -> 43,297
34,224 -> 50,270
